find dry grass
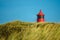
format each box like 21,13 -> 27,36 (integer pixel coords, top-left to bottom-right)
0,21 -> 60,40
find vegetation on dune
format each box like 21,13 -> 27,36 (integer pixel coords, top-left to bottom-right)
0,21 -> 60,40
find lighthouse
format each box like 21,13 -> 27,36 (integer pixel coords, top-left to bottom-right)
37,10 -> 44,22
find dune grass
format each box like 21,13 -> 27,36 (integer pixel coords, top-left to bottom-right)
0,21 -> 60,40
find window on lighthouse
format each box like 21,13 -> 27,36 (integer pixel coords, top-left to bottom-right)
38,16 -> 44,18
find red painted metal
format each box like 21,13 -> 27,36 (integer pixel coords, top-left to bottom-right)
37,10 -> 44,16
37,10 -> 44,22
37,18 -> 44,22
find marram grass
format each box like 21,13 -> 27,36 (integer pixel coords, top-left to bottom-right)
0,21 -> 60,40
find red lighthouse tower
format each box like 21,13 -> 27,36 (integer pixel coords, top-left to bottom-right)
37,10 -> 44,22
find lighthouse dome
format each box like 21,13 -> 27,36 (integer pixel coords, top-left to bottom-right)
37,10 -> 44,16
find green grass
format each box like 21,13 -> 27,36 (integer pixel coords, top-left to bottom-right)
0,21 -> 60,40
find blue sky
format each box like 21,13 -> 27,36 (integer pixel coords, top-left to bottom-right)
0,0 -> 60,23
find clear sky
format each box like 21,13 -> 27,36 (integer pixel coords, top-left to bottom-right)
0,0 -> 60,23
